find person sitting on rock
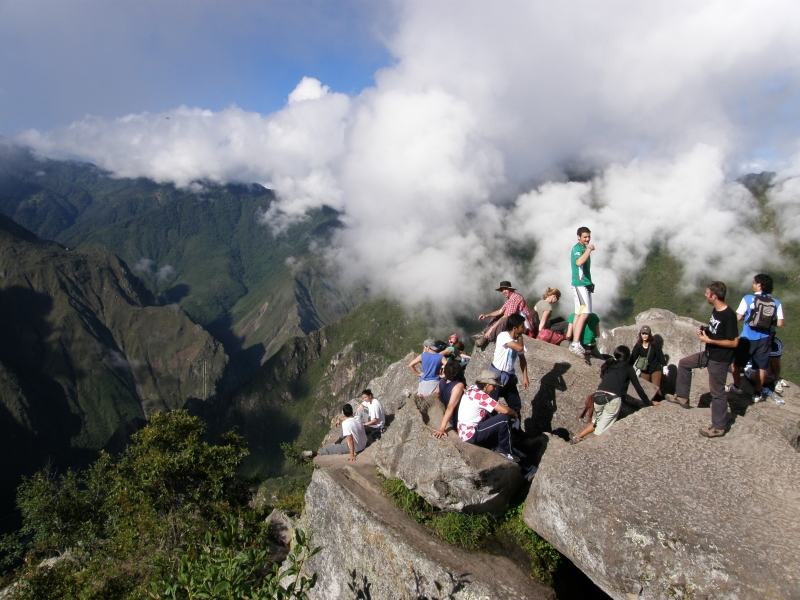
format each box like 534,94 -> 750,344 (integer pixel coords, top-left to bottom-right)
457,369 -> 520,461
573,345 -> 654,442
629,325 -> 665,403
433,361 -> 466,438
408,339 -> 443,397
533,287 -> 568,336
316,403 -> 367,461
488,313 -> 530,418
473,281 -> 531,350
360,389 -> 385,437
442,340 -> 470,365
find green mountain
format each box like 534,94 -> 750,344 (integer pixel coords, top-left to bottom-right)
195,299 -> 429,482
0,143 -> 366,386
0,214 -> 227,528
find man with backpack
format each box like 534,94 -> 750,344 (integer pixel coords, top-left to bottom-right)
727,273 -> 784,403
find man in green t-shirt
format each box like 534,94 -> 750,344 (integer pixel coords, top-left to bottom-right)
569,226 -> 595,356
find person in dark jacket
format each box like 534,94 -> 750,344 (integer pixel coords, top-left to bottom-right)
433,361 -> 466,438
573,345 -> 655,442
629,325 -> 665,403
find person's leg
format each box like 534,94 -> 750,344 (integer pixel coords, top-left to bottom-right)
318,441 -> 350,455
501,380 -> 522,416
550,320 -> 569,335
593,397 -> 621,435
571,287 -> 592,344
471,414 -> 512,454
674,352 -> 703,402
731,338 -> 749,389
484,316 -> 508,343
639,372 -> 651,382
751,337 -> 770,395
649,370 -> 663,401
707,360 -> 729,432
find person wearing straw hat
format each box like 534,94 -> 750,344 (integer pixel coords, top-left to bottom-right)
473,280 -> 531,350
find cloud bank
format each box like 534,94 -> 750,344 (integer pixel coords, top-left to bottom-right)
18,0 -> 800,319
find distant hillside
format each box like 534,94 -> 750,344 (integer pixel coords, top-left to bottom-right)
0,215 -> 227,530
0,144 -> 366,386
195,299 -> 429,482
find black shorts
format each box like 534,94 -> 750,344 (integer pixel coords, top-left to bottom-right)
734,337 -> 771,370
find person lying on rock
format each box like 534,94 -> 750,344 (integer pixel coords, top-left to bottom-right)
572,345 -> 655,443
408,339 -> 443,397
360,389 -> 385,437
433,361 -> 466,438
317,403 -> 367,461
472,280 -> 531,350
457,369 -> 520,462
488,313 -> 529,418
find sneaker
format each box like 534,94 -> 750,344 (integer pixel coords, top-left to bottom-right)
778,379 -> 790,389
725,384 -> 743,394
776,379 -> 789,393
699,426 -> 726,438
752,393 -> 764,403
496,451 -> 520,463
569,436 -> 584,445
569,343 -> 585,356
471,333 -> 485,341
301,450 -> 314,458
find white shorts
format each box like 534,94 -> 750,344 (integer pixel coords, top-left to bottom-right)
571,286 -> 593,315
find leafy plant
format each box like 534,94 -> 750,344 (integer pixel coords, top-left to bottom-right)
497,503 -> 561,585
0,410 -> 320,599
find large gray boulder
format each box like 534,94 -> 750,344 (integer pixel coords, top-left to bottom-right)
303,464 -> 553,600
466,338 -> 658,439
598,308 -> 704,366
373,395 -> 523,514
523,393 -> 800,599
363,351 -> 420,415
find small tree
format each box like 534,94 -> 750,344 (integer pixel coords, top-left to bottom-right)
1,410 -> 319,599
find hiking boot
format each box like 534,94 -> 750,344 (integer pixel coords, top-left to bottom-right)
725,384 -> 743,394
665,394 -> 690,409
699,426 -> 725,438
475,336 -> 489,351
568,342 -> 585,356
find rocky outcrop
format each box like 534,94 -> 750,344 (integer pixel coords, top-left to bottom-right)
303,463 -> 553,600
465,337 -> 658,439
373,395 -> 522,514
598,308 -> 704,367
363,351 -> 420,415
523,380 -> 800,599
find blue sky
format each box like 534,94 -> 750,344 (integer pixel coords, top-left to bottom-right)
0,0 -> 394,134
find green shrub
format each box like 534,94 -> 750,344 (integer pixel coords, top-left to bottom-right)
0,410 -> 320,599
497,503 -> 560,585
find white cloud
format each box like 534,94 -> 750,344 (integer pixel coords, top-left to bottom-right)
17,1 -> 800,320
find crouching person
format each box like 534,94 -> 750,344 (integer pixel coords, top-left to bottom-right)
318,403 -> 367,461
457,370 -> 520,462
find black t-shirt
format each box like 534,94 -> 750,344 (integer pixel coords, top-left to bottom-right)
705,306 -> 738,363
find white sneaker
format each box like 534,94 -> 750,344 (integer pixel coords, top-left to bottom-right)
725,384 -> 743,394
778,379 -> 790,390
753,393 -> 764,403
569,343 -> 585,356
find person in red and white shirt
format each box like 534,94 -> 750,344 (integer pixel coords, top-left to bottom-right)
473,280 -> 531,350
457,370 -> 519,462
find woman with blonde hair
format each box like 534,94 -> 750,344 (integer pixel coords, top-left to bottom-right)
533,287 -> 568,336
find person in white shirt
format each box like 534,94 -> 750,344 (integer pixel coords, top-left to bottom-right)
488,313 -> 530,416
317,404 -> 367,461
360,389 -> 385,436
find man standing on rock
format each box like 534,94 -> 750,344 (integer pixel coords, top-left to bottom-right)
488,313 -> 530,418
473,281 -> 531,350
569,226 -> 595,357
666,281 -> 739,438
728,273 -> 784,403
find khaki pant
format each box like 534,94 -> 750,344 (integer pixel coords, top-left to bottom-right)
593,396 -> 621,435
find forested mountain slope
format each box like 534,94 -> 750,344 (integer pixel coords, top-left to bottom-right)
0,143 -> 366,386
0,215 -> 226,528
